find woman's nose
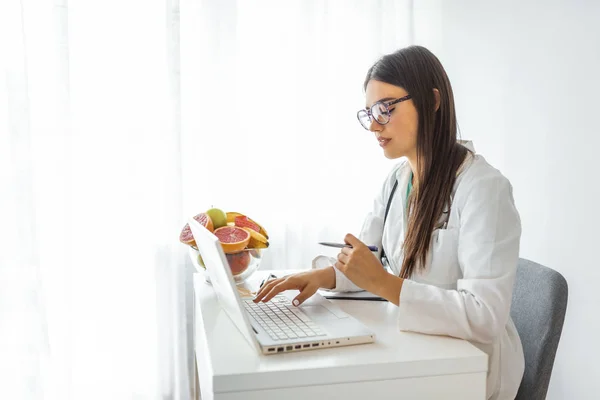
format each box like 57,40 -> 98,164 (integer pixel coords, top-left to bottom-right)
368,119 -> 383,132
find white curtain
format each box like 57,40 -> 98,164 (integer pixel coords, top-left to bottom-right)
180,0 -> 413,270
0,0 -> 412,399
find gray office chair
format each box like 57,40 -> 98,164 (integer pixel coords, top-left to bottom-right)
510,258 -> 568,400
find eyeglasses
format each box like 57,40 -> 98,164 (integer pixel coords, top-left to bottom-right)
356,95 -> 412,130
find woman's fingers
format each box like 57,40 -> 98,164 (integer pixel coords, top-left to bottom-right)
252,271 -> 318,304
292,285 -> 318,306
260,280 -> 296,303
344,233 -> 363,248
340,247 -> 352,256
337,251 -> 350,265
253,278 -> 283,302
334,261 -> 346,273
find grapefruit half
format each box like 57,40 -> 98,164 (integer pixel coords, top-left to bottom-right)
179,212 -> 214,246
234,215 -> 261,233
214,226 -> 251,254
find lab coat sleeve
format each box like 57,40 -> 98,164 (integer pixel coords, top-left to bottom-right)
397,174 -> 521,344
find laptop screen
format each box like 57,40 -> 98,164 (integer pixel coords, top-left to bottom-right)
188,218 -> 260,352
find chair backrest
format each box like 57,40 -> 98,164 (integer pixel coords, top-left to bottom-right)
511,258 -> 568,400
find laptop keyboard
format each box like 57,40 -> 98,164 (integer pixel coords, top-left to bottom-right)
243,296 -> 327,341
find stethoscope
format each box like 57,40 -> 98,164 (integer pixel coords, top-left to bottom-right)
379,174 -> 452,268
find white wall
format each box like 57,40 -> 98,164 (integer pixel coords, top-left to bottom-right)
415,1 -> 600,398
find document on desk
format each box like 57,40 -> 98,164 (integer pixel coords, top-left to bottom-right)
318,290 -> 387,301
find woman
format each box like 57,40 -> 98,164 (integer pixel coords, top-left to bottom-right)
253,45 -> 524,400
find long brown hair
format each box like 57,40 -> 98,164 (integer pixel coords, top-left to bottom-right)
364,46 -> 469,279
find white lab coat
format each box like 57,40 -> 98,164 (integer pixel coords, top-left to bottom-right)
317,142 -> 525,400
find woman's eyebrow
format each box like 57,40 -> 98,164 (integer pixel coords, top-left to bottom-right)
366,97 -> 395,108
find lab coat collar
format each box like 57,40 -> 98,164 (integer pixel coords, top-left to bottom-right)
459,140 -> 475,152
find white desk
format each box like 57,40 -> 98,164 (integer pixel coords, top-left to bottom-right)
194,270 -> 488,400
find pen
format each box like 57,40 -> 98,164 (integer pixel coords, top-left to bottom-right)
259,273 -> 277,289
318,242 -> 379,252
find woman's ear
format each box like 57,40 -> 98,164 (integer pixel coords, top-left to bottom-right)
433,88 -> 441,112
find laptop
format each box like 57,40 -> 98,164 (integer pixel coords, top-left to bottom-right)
189,217 -> 376,355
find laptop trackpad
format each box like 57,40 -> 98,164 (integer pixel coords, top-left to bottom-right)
300,305 -> 339,322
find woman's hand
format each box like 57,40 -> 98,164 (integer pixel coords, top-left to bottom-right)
335,233 -> 389,295
252,267 -> 335,306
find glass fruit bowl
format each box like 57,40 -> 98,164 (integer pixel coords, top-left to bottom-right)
188,246 -> 263,285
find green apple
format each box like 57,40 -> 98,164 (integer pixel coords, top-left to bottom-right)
205,207 -> 227,229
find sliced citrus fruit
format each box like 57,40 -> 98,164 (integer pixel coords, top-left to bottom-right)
227,211 -> 269,239
234,215 -> 261,233
226,251 -> 251,275
214,226 -> 251,254
179,213 -> 214,246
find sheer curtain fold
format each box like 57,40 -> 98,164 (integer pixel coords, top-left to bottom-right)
180,0 -> 412,272
2,0 -> 190,399
1,0 -> 412,399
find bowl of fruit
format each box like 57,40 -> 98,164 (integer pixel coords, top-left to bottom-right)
179,207 -> 269,284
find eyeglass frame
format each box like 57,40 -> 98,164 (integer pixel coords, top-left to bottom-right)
356,94 -> 412,130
